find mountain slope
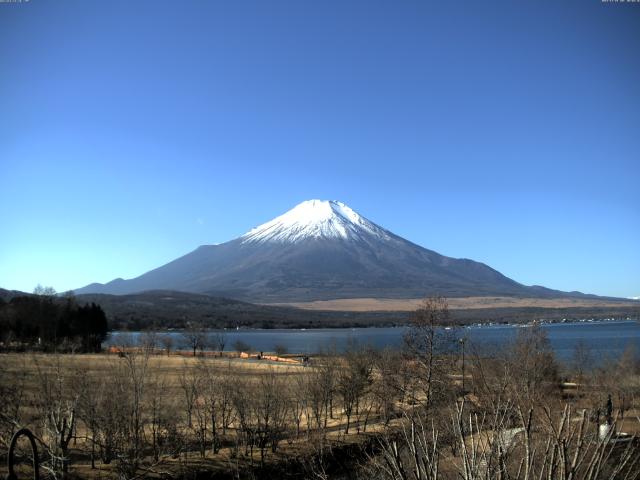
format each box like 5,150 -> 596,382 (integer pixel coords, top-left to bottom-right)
75,200 -> 586,302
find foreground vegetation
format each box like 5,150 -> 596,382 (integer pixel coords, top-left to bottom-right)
1,298 -> 639,480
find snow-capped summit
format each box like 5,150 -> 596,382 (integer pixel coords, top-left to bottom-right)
241,200 -> 391,244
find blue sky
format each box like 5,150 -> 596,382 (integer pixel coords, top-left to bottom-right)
1,0 -> 638,298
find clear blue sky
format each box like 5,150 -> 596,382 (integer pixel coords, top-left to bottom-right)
1,1 -> 638,298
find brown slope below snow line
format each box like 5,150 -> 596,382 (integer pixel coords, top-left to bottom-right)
265,296 -> 639,312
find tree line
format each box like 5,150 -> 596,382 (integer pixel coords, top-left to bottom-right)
0,286 -> 108,352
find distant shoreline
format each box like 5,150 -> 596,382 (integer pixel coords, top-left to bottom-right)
109,317 -> 638,334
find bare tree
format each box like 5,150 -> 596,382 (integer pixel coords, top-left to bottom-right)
105,349 -> 151,479
290,371 -> 309,438
33,284 -> 57,297
307,359 -> 336,434
182,323 -> 207,357
373,348 -> 405,424
404,296 -> 453,409
254,368 -> 290,464
190,365 -> 209,458
212,331 -> 226,356
596,345 -> 640,422
147,368 -> 179,462
76,371 -> 103,469
233,339 -> 252,354
203,367 -> 222,454
139,331 -> 158,354
218,364 -> 236,436
93,367 -> 126,465
274,344 -> 288,356
160,334 -> 174,356
506,324 -> 560,406
372,398 -> 640,480
230,376 -> 255,460
337,346 -> 373,434
34,355 -> 79,478
179,362 -> 200,429
572,339 -> 593,390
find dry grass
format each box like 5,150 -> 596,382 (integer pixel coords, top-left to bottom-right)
0,352 -> 363,479
267,296 -> 639,312
2,351 -> 299,378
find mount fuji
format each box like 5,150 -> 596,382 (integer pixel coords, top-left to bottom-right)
75,200 -> 583,302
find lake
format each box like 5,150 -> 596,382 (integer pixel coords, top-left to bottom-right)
106,319 -> 640,365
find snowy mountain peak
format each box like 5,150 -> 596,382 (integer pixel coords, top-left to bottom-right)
240,200 -> 391,244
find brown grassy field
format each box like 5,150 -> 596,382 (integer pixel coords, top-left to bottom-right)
0,351 -> 393,479
269,296 -> 640,312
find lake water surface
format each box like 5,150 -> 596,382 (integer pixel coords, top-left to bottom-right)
107,320 -> 640,365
